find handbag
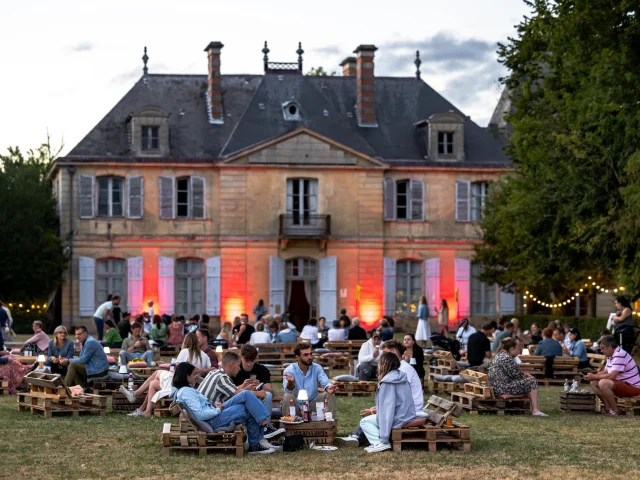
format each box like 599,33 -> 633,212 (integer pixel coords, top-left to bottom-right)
282,434 -> 304,452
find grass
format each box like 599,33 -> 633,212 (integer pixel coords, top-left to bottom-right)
2,382 -> 640,480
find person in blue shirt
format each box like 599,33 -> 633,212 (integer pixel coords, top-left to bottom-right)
277,322 -> 298,343
46,326 -> 75,376
282,342 -> 337,417
63,326 -> 109,387
171,362 -> 284,455
563,328 -> 590,369
534,327 -> 563,378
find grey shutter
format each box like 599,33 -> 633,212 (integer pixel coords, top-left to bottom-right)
410,179 -> 424,221
159,176 -> 174,219
455,180 -> 470,222
191,176 -> 205,219
319,256 -> 337,321
269,256 -> 286,315
128,176 -> 144,219
78,174 -> 94,219
78,256 -> 95,316
206,256 -> 221,316
383,257 -> 397,316
383,178 -> 396,221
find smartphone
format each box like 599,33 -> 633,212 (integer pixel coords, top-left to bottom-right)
254,383 -> 264,391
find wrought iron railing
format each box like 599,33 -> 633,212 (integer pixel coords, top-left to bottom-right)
267,61 -> 301,73
279,214 -> 331,238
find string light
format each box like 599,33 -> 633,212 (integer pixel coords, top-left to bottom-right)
523,277 -> 627,310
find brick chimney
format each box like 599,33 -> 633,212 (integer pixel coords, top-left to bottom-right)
204,41 -> 224,124
340,56 -> 357,76
354,45 -> 378,127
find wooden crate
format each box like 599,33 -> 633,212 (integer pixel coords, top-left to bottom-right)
460,370 -> 489,386
615,396 -> 640,416
560,392 -> 596,413
451,392 -> 530,415
431,381 -> 462,394
391,422 -> 470,453
433,351 -> 454,360
429,366 -> 460,377
332,380 -> 377,397
463,383 -> 494,399
0,379 -> 9,395
17,392 -> 107,418
162,423 -> 243,457
437,359 -> 458,369
278,420 -> 336,445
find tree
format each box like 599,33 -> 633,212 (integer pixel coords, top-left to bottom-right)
0,139 -> 67,301
474,0 -> 640,300
306,66 -> 337,76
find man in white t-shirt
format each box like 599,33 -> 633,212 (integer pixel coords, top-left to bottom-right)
328,320 -> 347,341
250,323 -> 272,345
93,296 -> 120,342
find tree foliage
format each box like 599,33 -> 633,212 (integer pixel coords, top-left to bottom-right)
0,139 -> 67,301
475,0 -> 640,300
306,66 -> 337,76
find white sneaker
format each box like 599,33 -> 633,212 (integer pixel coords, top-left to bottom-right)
248,443 -> 276,455
119,385 -> 137,403
127,409 -> 143,417
364,442 -> 392,453
260,439 -> 282,450
334,436 -> 359,447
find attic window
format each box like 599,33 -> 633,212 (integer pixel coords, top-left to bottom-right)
282,101 -> 301,121
142,126 -> 159,150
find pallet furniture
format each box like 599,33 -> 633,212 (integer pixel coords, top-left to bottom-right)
391,421 -> 470,453
312,352 -> 351,372
278,419 -> 336,446
162,422 -> 244,457
451,391 -> 531,415
332,380 -> 377,397
587,354 -> 606,372
0,379 -> 9,395
459,370 -> 494,399
431,380 -> 462,394
325,340 -> 366,358
17,392 -> 107,418
560,392 -> 597,413
614,396 -> 640,416
460,370 -> 489,385
90,378 -> 144,395
111,390 -> 144,413
517,355 -> 579,385
422,395 -> 464,427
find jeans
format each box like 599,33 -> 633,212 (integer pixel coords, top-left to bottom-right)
358,363 -> 377,381
261,391 -> 273,420
120,350 -> 154,365
93,317 -> 104,341
360,414 -> 383,445
64,362 -> 108,388
208,390 -> 268,447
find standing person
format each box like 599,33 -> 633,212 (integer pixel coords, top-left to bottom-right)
64,326 -> 110,388
456,319 -> 477,355
253,299 -> 267,323
339,308 -> 351,328
0,301 -> 14,342
467,323 -> 494,370
435,299 -> 449,336
147,300 -> 155,321
119,322 -> 154,366
610,296 -> 635,353
93,295 -> 120,342
403,333 -> 425,382
415,295 -> 431,347
46,326 -> 75,376
18,321 -> 50,355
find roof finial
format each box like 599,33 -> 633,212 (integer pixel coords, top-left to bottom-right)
262,41 -> 270,73
142,46 -> 149,76
296,41 -> 304,73
414,50 -> 421,80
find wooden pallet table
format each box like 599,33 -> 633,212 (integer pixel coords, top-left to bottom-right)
451,392 -> 530,415
560,392 -> 597,413
391,422 -> 471,453
162,423 -> 244,457
278,419 -> 336,446
332,380 -> 377,397
17,392 -> 107,418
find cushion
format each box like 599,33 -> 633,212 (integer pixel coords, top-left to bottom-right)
157,362 -> 172,369
127,362 -> 148,368
314,348 -> 330,354
321,352 -> 344,358
451,375 -> 468,384
334,374 -> 359,382
457,361 -> 470,368
180,402 -> 213,433
107,356 -> 117,365
402,418 -> 426,428
433,374 -> 453,382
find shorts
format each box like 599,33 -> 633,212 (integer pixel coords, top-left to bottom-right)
612,380 -> 640,397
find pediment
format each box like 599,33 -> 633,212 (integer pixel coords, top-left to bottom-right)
428,112 -> 465,124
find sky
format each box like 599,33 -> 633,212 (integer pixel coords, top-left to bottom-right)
0,0 -> 531,156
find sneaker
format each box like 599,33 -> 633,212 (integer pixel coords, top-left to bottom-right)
260,439 -> 282,450
334,436 -> 360,447
127,409 -> 143,417
263,423 -> 286,440
364,442 -> 392,453
248,443 -> 276,455
119,385 -> 137,403
603,409 -> 619,417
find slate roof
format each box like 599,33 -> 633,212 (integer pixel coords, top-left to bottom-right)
67,73 -> 510,167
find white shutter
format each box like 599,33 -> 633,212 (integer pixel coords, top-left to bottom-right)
500,291 -> 516,315
425,258 -> 440,317
128,176 -> 144,219
127,256 -> 143,315
269,256 -> 286,315
383,257 -> 397,316
158,256 -> 175,315
319,256 -> 337,321
79,256 -> 96,316
455,180 -> 471,222
410,179 -> 424,221
454,258 -> 471,318
309,179 -> 318,214
191,176 -> 205,219
383,178 -> 396,221
78,175 -> 94,219
159,176 -> 174,219
286,180 -> 294,214
206,256 -> 221,316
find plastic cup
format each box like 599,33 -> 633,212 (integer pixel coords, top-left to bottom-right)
325,412 -> 333,422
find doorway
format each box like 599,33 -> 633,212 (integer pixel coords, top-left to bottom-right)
286,258 -> 318,330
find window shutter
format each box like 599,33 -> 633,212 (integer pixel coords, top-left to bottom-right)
319,256 -> 337,321
159,176 -> 174,219
455,180 -> 470,222
78,175 -> 94,219
78,256 -> 95,316
269,256 -> 286,315
127,176 -> 144,219
127,256 -> 143,315
410,179 -> 424,221
454,258 -> 471,318
383,257 -> 397,316
191,176 -> 205,219
383,178 -> 396,221
205,256 -> 221,316
286,180 -> 294,214
425,258 -> 440,317
158,256 -> 175,315
500,291 -> 516,315
308,180 -> 318,214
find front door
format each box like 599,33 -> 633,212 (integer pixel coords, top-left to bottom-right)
286,258 -> 318,330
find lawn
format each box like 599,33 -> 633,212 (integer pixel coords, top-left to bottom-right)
1,381 -> 639,480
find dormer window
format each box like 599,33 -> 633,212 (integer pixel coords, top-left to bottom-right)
415,112 -> 465,162
282,101 -> 301,121
437,132 -> 454,155
129,105 -> 169,156
141,126 -> 159,150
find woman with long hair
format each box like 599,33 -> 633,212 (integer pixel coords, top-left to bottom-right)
46,326 -> 75,376
176,332 -> 211,373
456,318 -> 477,355
358,352 -> 416,453
435,299 -> 449,335
167,315 -> 184,346
149,315 -> 168,347
415,295 -> 431,347
564,328 -> 590,369
403,333 -> 425,382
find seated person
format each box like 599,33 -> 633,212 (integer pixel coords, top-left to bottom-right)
121,367 -> 174,417
186,316 -> 199,334
359,352 -> 416,453
492,322 -> 514,353
299,318 -> 320,346
149,315 -> 168,347
102,319 -> 123,348
456,319 -> 477,355
348,317 -> 368,340
196,328 -> 219,370
231,345 -> 274,418
177,332 -> 212,373
0,350 -> 31,394
489,338 -> 547,416
534,328 -> 562,378
19,321 -> 50,355
357,331 -> 382,381
117,312 -> 132,340
467,323 -> 494,370
249,323 -> 272,345
119,322 -> 154,366
562,324 -> 573,350
593,328 -> 610,353
553,327 -> 567,352
529,323 -> 543,345
277,322 -> 298,343
379,318 -> 394,342
328,320 -> 347,341
282,342 -> 337,417
585,335 -> 640,416
563,328 -> 589,369
403,334 -> 425,381
46,326 -> 75,376
318,317 -> 329,338
64,326 -> 110,387
233,314 -> 255,345
167,315 -> 185,346
171,362 -> 284,454
268,320 -> 280,343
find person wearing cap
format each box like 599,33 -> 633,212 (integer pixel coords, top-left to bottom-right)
357,330 -> 382,380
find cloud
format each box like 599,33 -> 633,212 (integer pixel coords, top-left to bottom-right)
442,61 -> 505,106
309,45 -> 342,56
68,42 -> 95,53
110,67 -> 143,85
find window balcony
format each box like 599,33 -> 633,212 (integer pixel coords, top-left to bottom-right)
279,214 -> 331,247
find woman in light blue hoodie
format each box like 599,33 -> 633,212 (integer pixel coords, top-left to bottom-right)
359,352 -> 416,453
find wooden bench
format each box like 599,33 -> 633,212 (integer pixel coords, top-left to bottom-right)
325,340 -> 366,358
18,392 -> 107,418
331,380 -> 377,397
391,422 -> 470,453
451,391 -> 530,415
517,355 -> 579,385
162,422 -> 244,457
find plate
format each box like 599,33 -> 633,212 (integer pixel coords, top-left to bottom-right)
310,445 -> 338,451
279,419 -> 305,425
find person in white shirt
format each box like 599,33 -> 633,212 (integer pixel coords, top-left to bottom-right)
176,332 -> 211,373
456,318 -> 477,354
299,318 -> 320,345
328,320 -> 347,341
146,300 -> 155,333
357,331 -> 382,380
250,323 -> 272,345
93,296 -> 120,342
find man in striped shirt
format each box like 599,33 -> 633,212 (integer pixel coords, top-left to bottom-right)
585,335 -> 640,416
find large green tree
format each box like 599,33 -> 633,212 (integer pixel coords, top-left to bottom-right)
0,140 -> 67,301
475,0 -> 640,300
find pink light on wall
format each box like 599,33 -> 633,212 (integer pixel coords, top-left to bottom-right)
359,302 -> 382,329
